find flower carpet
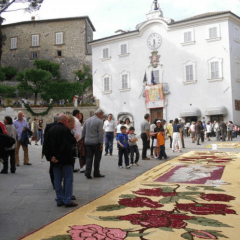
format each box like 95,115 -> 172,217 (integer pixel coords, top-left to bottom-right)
205,142 -> 240,149
21,151 -> 240,240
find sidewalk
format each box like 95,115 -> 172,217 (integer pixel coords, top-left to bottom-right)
0,136 -> 239,240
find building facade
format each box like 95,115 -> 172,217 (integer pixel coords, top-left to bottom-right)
1,16 -> 95,80
90,9 -> 240,133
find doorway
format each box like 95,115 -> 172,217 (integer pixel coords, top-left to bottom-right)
210,115 -> 224,123
185,116 -> 198,123
150,108 -> 163,123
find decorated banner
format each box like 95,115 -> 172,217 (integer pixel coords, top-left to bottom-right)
145,83 -> 164,109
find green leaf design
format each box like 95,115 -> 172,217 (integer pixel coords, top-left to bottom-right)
158,227 -> 174,232
42,235 -> 71,240
179,196 -> 197,201
119,194 -> 136,199
127,232 -> 152,237
99,216 -> 121,221
96,204 -> 126,212
181,232 -> 193,240
159,196 -> 180,204
87,215 -> 121,221
199,186 -> 225,192
178,192 -> 201,196
207,230 -> 228,238
186,217 -> 231,227
161,187 -> 175,193
186,186 -> 200,191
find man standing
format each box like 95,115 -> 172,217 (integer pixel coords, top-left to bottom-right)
196,120 -> 203,145
43,113 -> 60,188
103,114 -> 116,156
219,121 -> 227,141
44,114 -> 78,207
72,109 -> 84,172
140,114 -> 151,160
179,118 -> 185,148
82,108 -> 104,179
14,111 -> 31,166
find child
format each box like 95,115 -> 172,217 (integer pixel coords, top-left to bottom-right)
128,127 -> 140,166
117,126 -> 130,169
157,129 -> 168,160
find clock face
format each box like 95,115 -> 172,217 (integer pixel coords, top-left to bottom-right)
147,33 -> 162,50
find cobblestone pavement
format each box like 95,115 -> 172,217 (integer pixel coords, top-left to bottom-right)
0,136 -> 239,240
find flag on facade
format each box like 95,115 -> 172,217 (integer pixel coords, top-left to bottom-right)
151,71 -> 156,85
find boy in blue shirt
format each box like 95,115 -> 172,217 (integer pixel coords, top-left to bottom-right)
117,126 -> 130,169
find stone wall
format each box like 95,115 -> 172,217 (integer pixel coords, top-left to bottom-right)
1,17 -> 94,81
0,106 -> 98,126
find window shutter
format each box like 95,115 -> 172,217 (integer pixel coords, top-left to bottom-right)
56,32 -> 63,44
104,77 -> 109,91
209,27 -> 217,39
184,32 -> 188,43
11,38 -> 17,49
215,62 -> 219,78
122,74 -> 128,89
189,65 -> 193,80
103,48 -> 109,58
121,44 -> 127,54
32,35 -> 39,46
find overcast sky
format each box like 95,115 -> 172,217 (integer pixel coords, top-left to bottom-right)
2,0 -> 240,39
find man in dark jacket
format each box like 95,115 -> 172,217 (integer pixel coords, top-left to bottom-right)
196,120 -> 203,145
219,121 -> 227,141
44,114 -> 78,207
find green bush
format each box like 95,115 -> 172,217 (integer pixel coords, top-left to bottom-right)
33,59 -> 60,79
2,66 -> 18,80
0,85 -> 16,98
0,68 -> 6,81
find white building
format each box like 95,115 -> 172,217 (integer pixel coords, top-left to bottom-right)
90,6 -> 240,133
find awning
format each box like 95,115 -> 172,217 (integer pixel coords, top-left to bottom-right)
205,106 -> 228,116
180,107 -> 201,117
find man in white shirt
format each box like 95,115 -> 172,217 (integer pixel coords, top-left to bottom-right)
103,114 -> 116,156
72,110 -> 83,172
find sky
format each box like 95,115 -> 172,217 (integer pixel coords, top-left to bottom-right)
2,0 -> 240,40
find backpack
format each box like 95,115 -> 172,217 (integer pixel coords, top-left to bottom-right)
0,133 -> 16,148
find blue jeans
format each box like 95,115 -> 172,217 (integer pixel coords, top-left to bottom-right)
38,130 -> 43,145
53,165 -> 73,205
129,145 -> 139,163
159,145 -> 167,159
105,132 -> 114,154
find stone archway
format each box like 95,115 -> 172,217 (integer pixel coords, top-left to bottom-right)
117,112 -> 134,126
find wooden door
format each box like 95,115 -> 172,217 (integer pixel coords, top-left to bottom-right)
150,108 -> 163,123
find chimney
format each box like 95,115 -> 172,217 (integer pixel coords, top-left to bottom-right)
31,16 -> 35,21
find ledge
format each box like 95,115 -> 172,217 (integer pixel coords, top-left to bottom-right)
118,53 -> 130,58
119,88 -> 131,92
29,45 -> 41,48
181,41 -> 195,46
207,78 -> 223,82
206,37 -> 221,43
54,43 -> 65,46
182,80 -> 197,85
10,48 -> 17,51
102,90 -> 112,95
101,57 -> 111,61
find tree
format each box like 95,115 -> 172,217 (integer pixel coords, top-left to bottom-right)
0,0 -> 44,15
41,81 -> 82,103
33,59 -> 60,79
0,84 -> 16,98
16,68 -> 52,104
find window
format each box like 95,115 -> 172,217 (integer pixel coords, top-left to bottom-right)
103,48 -> 109,58
186,65 -> 193,81
102,73 -> 112,94
104,77 -> 110,92
10,37 -> 17,49
211,62 -> 219,79
182,60 -> 197,84
184,32 -> 192,43
207,57 -> 223,81
32,52 -> 38,59
119,70 -> 130,91
234,26 -> 240,42
122,74 -> 128,89
57,50 -> 62,57
56,32 -> 63,45
209,27 -> 217,39
153,70 -> 159,83
121,44 -> 127,54
206,25 -> 221,42
119,42 -> 129,57
32,35 -> 39,46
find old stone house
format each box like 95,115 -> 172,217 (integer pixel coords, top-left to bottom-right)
1,16 -> 95,80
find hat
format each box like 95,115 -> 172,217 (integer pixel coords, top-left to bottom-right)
156,120 -> 161,123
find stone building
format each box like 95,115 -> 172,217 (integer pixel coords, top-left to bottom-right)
90,4 -> 240,132
1,16 -> 95,80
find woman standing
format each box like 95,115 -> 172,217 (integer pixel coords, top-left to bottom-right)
190,122 -> 196,143
124,118 -> 132,134
206,122 -> 212,141
2,116 -> 18,173
38,119 -> 44,145
172,118 -> 182,152
153,120 -> 163,158
31,117 -> 39,145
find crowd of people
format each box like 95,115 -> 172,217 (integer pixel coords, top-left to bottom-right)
0,110 -> 239,208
